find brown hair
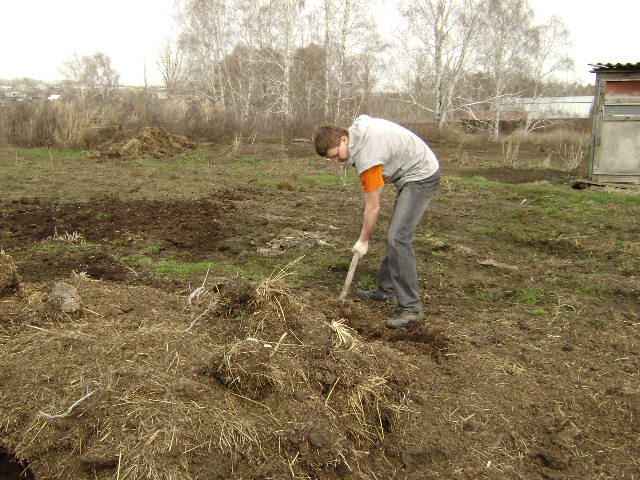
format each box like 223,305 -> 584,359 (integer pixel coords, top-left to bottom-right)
313,125 -> 348,156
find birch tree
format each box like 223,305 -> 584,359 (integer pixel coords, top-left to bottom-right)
476,0 -> 536,137
321,0 -> 383,123
157,40 -> 185,95
175,0 -> 235,107
400,0 -> 484,127
60,52 -> 120,103
524,15 -> 574,131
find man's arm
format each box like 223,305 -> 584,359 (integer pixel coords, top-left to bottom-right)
359,187 -> 381,242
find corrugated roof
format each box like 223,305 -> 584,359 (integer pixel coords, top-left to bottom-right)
589,62 -> 640,72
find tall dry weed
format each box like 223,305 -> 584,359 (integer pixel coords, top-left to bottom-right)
556,140 -> 588,173
50,100 -> 100,148
2,98 -> 126,149
501,138 -> 521,166
505,128 -> 590,147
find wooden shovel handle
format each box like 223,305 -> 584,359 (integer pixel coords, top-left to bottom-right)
339,252 -> 360,301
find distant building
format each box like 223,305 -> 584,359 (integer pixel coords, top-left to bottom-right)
460,110 -> 528,134
498,96 -> 594,119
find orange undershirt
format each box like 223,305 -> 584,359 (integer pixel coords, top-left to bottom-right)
359,164 -> 384,193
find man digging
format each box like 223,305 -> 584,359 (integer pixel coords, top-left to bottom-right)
314,115 -> 440,328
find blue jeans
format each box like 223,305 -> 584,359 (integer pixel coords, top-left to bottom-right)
375,170 -> 440,312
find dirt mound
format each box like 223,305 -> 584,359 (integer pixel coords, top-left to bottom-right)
0,273 -> 432,480
91,127 -> 197,159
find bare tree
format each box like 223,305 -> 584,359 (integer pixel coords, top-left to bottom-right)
400,0 -> 485,127
60,52 -> 120,102
523,15 -> 574,131
290,43 -> 326,125
475,0 -> 536,137
321,0 -> 335,121
157,39 -> 185,95
175,0 -> 235,106
321,0 -> 383,123
247,0 -> 309,122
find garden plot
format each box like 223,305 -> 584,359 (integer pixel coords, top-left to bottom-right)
0,139 -> 639,479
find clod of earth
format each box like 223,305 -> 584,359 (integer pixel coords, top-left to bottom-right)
46,281 -> 82,314
0,252 -> 21,295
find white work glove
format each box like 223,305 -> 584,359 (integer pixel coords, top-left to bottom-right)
351,240 -> 369,258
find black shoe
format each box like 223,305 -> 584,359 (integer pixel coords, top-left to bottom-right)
386,308 -> 424,328
356,289 -> 396,302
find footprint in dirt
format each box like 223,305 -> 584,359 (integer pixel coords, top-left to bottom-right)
387,325 -> 451,359
332,299 -> 451,360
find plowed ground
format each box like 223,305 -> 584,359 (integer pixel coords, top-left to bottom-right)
0,138 -> 638,480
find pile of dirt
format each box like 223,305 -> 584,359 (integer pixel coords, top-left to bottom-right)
0,273 -> 431,480
91,127 -> 197,159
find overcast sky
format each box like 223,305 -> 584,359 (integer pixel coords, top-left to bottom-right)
0,0 -> 636,86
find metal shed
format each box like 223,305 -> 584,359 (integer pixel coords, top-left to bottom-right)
589,62 -> 640,184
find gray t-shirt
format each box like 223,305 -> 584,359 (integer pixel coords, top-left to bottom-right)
347,115 -> 439,189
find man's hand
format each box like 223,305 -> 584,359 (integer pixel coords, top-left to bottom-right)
351,240 -> 369,257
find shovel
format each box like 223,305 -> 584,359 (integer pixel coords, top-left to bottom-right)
339,252 -> 361,301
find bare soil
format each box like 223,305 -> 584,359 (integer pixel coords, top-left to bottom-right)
0,136 -> 638,480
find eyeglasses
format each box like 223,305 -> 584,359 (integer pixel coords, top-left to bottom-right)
326,143 -> 341,161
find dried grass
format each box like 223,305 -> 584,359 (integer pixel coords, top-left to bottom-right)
556,140 -> 588,173
328,318 -> 358,351
48,227 -> 86,244
505,128 -> 590,147
501,139 -> 521,166
347,373 -> 391,443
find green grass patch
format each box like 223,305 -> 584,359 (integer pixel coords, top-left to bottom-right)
574,284 -> 617,296
326,259 -> 349,271
172,150 -> 216,164
28,242 -> 63,252
241,156 -> 266,163
356,274 -> 376,291
13,148 -> 87,159
155,261 -> 217,276
470,220 -> 499,235
69,242 -> 100,251
225,264 -> 261,281
229,157 -> 269,172
230,155 -> 266,166
297,173 -> 343,186
542,206 -> 560,216
510,183 -> 640,207
513,287 -> 545,306
122,254 -> 145,266
474,290 -> 491,301
618,261 -> 640,274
